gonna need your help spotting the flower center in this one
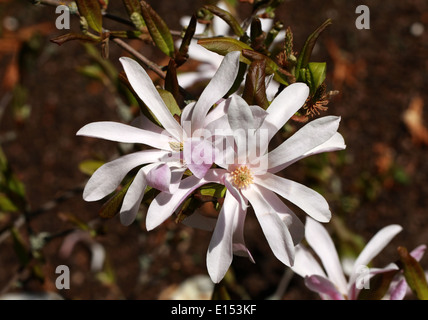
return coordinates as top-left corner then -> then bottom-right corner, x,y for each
230,165 -> 254,189
169,141 -> 184,152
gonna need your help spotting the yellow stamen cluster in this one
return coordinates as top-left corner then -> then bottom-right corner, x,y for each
230,165 -> 254,189
169,141 -> 184,152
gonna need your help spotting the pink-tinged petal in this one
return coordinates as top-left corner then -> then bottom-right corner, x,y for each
83,150 -> 169,202
223,175 -> 247,209
207,191 -> 238,283
292,245 -> 327,278
168,166 -> 187,194
352,225 -> 403,278
119,57 -> 183,141
183,138 -> 214,179
389,278 -> 408,300
253,184 -> 304,246
410,244 -> 426,261
227,96 -> 264,163
145,169 -> 226,231
77,121 -> 173,151
254,172 -> 331,223
191,51 -> 241,132
348,263 -> 399,300
146,163 -> 171,192
180,101 -> 196,130
242,185 -> 295,267
265,116 -> 342,173
249,105 -> 268,130
119,163 -> 157,226
232,197 -> 255,263
228,95 -> 258,132
259,82 -> 309,142
304,275 -> 345,300
304,217 -> 348,295
270,132 -> 346,174
203,99 -> 228,127
349,224 -> 402,289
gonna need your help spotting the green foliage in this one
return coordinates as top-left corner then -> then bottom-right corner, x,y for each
140,1 -> 175,58
398,246 -> 428,300
76,0 -> 103,34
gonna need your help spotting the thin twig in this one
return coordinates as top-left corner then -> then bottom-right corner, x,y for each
112,38 -> 166,79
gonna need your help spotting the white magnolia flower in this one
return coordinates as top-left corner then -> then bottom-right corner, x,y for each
77,51 -> 241,226
291,217 -> 405,300
145,82 -> 346,282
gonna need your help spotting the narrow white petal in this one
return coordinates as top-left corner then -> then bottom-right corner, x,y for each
350,224 -> 403,285
77,121 -> 172,151
254,172 -> 331,223
305,217 -> 348,295
259,82 -> 309,141
254,185 -> 305,245
83,150 -> 169,201
269,132 -> 346,173
292,245 -> 327,278
265,116 -> 342,173
145,169 -> 226,230
304,275 -> 345,300
191,51 -> 241,132
119,164 -> 157,226
207,191 -> 238,283
232,197 -> 254,263
119,57 -> 183,141
242,185 -> 295,266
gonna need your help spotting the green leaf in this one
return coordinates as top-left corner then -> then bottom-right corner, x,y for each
158,88 -> 181,117
78,159 -> 105,176
307,62 -> 326,93
76,0 -> 103,34
109,30 -> 143,39
242,49 -> 288,85
199,184 -> 226,198
242,59 -> 269,109
295,19 -> 332,75
99,178 -> 134,219
11,228 -> 30,267
50,32 -> 100,46
398,246 -> 428,300
203,5 -> 244,37
0,194 -> 18,212
197,37 -> 252,64
122,0 -> 141,15
357,270 -> 399,300
140,1 -> 175,58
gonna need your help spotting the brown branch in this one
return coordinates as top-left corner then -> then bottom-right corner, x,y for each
112,38 -> 166,79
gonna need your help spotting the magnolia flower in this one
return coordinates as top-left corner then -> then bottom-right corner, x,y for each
291,217 -> 406,300
77,51 -> 241,226
145,83 -> 346,282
